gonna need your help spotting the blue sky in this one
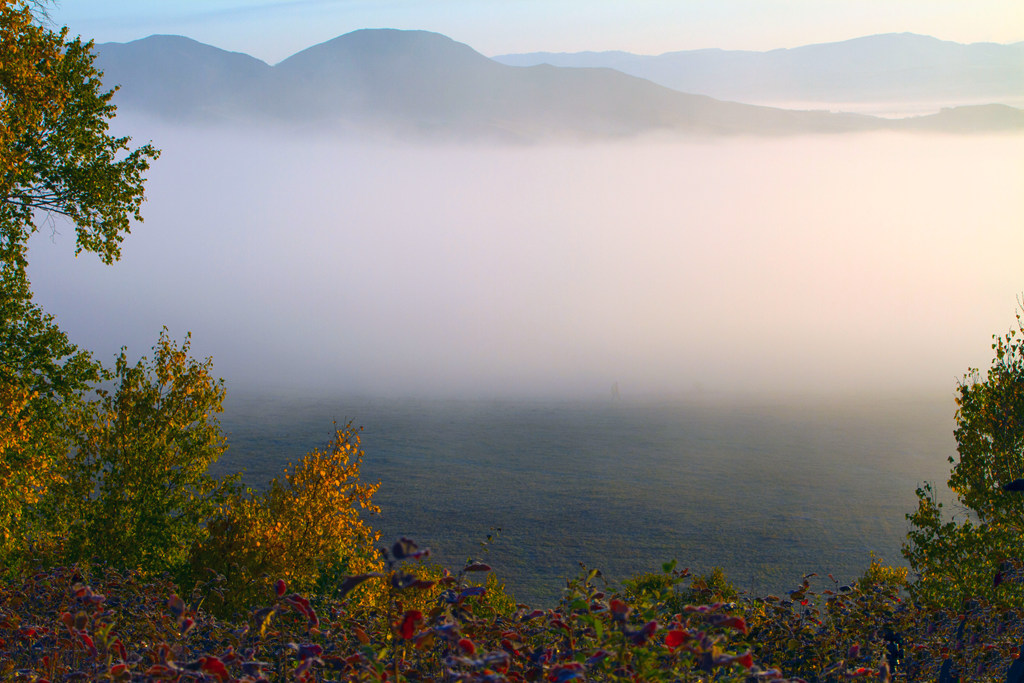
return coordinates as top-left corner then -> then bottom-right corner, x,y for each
51,0 -> 1024,64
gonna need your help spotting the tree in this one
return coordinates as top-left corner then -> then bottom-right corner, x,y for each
1,0 -> 157,400
0,0 -> 158,559
1,0 -> 158,273
903,305 -> 1024,607
0,268 -> 99,561
41,331 -> 238,576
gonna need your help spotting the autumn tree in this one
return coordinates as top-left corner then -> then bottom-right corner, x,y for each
0,0 -> 157,561
1,1 -> 157,271
904,305 -> 1024,607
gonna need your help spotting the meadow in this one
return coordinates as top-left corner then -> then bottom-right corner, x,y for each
213,392 -> 958,606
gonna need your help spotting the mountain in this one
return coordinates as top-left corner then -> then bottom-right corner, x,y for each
270,30 -> 896,138
93,30 -> 1024,140
895,103 -> 1024,132
94,35 -> 273,122
494,33 -> 1024,111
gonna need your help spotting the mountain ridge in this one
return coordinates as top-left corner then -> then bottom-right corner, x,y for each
93,29 -> 1024,140
493,32 -> 1024,111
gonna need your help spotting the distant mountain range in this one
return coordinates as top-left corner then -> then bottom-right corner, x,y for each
494,33 -> 1024,111
94,29 -> 1024,141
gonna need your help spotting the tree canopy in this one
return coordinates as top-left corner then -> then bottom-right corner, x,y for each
1,0 -> 158,406
1,0 -> 158,272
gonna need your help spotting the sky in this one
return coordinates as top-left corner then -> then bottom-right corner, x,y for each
51,0 -> 1024,65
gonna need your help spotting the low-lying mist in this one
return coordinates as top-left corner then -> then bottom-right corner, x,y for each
27,123 -> 1024,400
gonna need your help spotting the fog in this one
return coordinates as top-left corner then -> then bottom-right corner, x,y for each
26,124 -> 1024,400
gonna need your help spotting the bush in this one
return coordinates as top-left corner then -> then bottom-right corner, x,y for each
192,423 -> 384,616
28,330 -> 236,578
0,383 -> 40,556
904,306 -> 1024,609
622,561 -> 739,621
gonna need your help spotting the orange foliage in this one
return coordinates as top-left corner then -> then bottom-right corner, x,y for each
0,0 -> 68,185
193,423 -> 384,614
0,383 -> 48,546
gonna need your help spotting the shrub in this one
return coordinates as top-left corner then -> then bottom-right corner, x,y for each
29,331 -> 235,578
0,383 -> 42,557
904,306 -> 1024,609
686,565 -> 739,604
192,422 -> 384,616
856,553 -> 909,595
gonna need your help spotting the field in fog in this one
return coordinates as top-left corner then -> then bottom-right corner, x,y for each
28,126 -> 1023,400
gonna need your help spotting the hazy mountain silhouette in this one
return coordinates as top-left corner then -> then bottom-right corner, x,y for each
494,33 -> 1024,110
94,29 -> 1024,140
94,35 -> 273,122
895,103 -> 1024,132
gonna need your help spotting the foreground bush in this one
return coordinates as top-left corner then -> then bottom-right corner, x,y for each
904,307 -> 1024,610
39,331 -> 236,579
2,548 -> 1022,682
192,423 -> 385,616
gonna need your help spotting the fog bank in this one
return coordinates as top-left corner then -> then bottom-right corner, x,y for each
27,125 -> 1024,399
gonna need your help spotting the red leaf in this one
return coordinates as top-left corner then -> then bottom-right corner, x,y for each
274,579 -> 287,597
737,651 -> 754,669
717,616 -> 748,635
398,610 -> 424,640
167,594 -> 186,618
201,656 -> 230,682
458,637 -> 476,655
609,599 -> 631,621
285,593 -> 313,619
665,629 -> 690,650
78,633 -> 96,651
295,643 -> 323,660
